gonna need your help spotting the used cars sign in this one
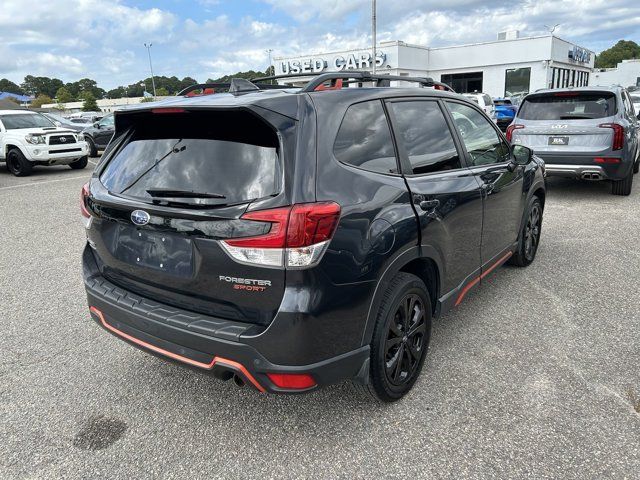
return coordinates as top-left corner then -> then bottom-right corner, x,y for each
278,51 -> 386,75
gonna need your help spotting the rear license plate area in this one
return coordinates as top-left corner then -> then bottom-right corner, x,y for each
114,225 -> 193,276
548,136 -> 569,146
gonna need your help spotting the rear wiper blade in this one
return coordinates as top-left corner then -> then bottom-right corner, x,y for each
146,188 -> 226,199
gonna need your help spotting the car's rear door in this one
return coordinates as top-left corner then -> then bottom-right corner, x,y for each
385,98 -> 484,296
444,100 -> 525,264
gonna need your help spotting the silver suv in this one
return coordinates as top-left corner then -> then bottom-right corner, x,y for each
507,86 -> 640,195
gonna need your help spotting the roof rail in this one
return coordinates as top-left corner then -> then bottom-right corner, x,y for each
177,72 -> 454,97
176,81 -> 289,96
253,72 -> 454,92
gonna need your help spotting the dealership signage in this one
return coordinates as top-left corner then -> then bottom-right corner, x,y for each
568,46 -> 591,64
278,51 -> 386,74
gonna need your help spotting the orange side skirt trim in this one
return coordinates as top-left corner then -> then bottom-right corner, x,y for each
455,251 -> 513,306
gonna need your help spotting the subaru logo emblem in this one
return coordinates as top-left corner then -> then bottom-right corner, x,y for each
131,210 -> 150,226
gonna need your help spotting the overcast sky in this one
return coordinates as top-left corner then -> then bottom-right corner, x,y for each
0,0 -> 638,89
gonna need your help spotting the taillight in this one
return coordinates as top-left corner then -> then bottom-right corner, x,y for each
80,182 -> 92,228
599,123 -> 624,150
506,124 -> 524,142
220,202 -> 341,268
594,157 -> 621,164
266,373 -> 316,390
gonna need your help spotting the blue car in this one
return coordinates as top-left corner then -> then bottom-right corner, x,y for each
494,98 -> 517,131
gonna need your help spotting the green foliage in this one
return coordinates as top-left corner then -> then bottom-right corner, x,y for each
0,78 -> 23,94
21,76 -> 63,98
206,68 -> 270,84
140,97 -> 155,103
156,87 -> 169,96
82,92 -> 100,112
595,40 -> 640,68
55,86 -> 75,103
31,94 -> 53,108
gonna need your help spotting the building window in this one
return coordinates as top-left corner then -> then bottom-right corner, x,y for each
441,72 -> 483,93
504,67 -> 531,97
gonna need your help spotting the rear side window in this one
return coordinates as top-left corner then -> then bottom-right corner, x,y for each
518,92 -> 617,120
390,100 -> 461,174
100,110 -> 282,205
483,95 -> 493,106
333,101 -> 397,174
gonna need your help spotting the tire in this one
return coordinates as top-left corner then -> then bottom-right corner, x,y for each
86,137 -> 98,157
359,272 -> 432,402
633,159 -> 639,175
5,148 -> 33,177
611,168 -> 633,196
69,156 -> 88,170
509,196 -> 542,267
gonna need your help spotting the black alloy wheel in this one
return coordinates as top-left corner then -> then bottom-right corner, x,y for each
358,272 -> 432,402
385,293 -> 427,387
523,203 -> 541,262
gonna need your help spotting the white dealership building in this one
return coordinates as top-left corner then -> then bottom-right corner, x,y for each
274,32 -> 595,98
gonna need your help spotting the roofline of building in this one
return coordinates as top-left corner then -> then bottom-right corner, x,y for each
273,34 -> 594,62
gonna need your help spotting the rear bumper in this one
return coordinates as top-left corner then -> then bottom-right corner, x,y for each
535,153 -> 632,180
83,247 -> 369,394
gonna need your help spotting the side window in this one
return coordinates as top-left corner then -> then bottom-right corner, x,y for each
333,101 -> 398,174
446,102 -> 510,167
389,100 -> 461,175
623,92 -> 634,117
100,115 -> 114,128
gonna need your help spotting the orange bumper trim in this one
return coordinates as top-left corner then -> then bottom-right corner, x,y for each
90,306 -> 266,392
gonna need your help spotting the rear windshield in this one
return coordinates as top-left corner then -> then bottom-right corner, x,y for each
0,113 -> 55,129
518,92 -> 617,120
100,110 -> 282,206
494,99 -> 512,105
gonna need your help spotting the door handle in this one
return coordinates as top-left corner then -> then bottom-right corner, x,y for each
419,199 -> 440,211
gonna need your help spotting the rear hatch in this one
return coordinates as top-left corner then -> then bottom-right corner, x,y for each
86,107 -> 295,326
513,91 -> 617,153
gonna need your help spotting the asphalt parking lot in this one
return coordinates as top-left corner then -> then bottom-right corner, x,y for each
1,161 -> 639,479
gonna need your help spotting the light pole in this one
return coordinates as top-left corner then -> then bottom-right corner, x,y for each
371,0 -> 377,74
266,49 -> 273,83
144,43 -> 157,97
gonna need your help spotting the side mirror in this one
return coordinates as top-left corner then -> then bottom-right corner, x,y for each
636,113 -> 640,121
93,122 -> 100,128
512,144 -> 533,165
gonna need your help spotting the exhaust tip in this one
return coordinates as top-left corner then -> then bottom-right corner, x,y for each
232,374 -> 245,388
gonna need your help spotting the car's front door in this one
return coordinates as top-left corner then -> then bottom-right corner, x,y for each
444,100 -> 525,265
94,115 -> 115,148
385,98 -> 484,298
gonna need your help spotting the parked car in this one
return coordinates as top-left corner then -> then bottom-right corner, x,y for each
630,92 -> 640,114
462,92 -> 497,124
0,110 -> 89,176
81,73 -> 545,401
42,112 -> 85,132
507,86 -> 640,195
81,113 -> 114,156
493,98 -> 517,131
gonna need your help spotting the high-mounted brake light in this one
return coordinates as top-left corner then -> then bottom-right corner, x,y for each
506,124 -> 524,142
266,373 -> 316,390
151,108 -> 187,114
220,202 -> 341,268
599,123 -> 624,150
553,92 -> 579,96
80,182 -> 92,228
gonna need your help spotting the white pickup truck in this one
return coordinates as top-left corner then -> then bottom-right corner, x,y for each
0,110 -> 89,176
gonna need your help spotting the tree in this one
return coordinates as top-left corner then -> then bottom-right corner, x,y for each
206,69 -> 268,84
0,78 -> 23,94
55,86 -> 75,103
21,76 -> 63,98
156,87 -> 169,96
140,97 -> 155,103
82,92 -> 99,112
595,40 -> 640,68
31,94 -> 53,108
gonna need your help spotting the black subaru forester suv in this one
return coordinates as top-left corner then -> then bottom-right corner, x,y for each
82,73 -> 546,401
